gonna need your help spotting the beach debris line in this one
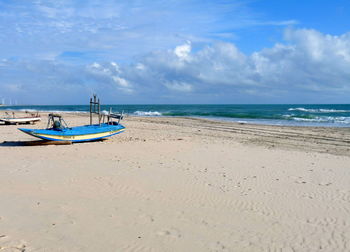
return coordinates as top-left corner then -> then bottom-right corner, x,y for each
18,95 -> 125,142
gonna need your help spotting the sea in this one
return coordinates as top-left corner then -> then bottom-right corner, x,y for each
1,104 -> 350,127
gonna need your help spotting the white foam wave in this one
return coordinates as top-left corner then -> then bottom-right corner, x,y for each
292,116 -> 350,124
133,111 -> 162,116
18,109 -> 38,113
288,107 -> 350,113
319,109 -> 350,113
34,110 -> 87,114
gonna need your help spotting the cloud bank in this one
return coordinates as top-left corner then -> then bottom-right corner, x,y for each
1,28 -> 350,104
86,28 -> 350,103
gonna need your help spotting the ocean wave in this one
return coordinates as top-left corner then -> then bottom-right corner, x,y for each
288,107 -> 350,113
292,116 -> 350,124
47,110 -> 89,114
283,114 -> 315,120
18,109 -> 38,113
133,111 -> 163,116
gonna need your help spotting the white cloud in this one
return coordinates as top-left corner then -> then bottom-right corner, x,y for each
111,28 -> 350,102
284,28 -> 350,62
257,20 -> 299,26
174,41 -> 191,61
135,63 -> 145,70
164,81 -> 193,92
91,62 -> 101,69
110,62 -> 121,73
112,76 -> 129,87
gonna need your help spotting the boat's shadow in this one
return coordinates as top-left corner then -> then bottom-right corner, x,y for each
0,139 -> 105,147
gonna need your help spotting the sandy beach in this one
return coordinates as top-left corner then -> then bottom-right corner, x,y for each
1,112 -> 350,251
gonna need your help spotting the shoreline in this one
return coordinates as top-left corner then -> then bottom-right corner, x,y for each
1,108 -> 350,128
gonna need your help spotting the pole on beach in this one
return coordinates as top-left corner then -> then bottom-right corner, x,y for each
98,98 -> 101,125
89,94 -> 103,125
90,97 -> 92,125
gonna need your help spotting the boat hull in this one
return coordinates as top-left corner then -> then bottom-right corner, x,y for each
19,123 -> 125,142
0,117 -> 41,125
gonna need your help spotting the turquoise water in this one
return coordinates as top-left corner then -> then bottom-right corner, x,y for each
1,104 -> 350,127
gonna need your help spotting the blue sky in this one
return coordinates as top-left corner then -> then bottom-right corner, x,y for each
0,0 -> 350,104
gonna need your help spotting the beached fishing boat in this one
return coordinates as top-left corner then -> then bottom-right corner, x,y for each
0,112 -> 41,125
1,117 -> 41,125
18,95 -> 125,142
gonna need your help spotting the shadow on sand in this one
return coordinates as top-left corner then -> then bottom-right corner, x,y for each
1,140 -> 73,146
1,139 -> 105,147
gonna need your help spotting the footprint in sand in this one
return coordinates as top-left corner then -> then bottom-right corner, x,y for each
295,178 -> 307,184
210,241 -> 229,251
0,241 -> 26,252
318,182 -> 332,186
157,228 -> 182,238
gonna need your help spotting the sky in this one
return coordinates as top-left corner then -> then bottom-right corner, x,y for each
0,0 -> 350,105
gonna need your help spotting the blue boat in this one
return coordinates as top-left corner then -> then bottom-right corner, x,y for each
18,95 -> 125,142
19,121 -> 125,142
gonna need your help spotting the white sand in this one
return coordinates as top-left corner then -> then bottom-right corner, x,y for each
0,113 -> 350,251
